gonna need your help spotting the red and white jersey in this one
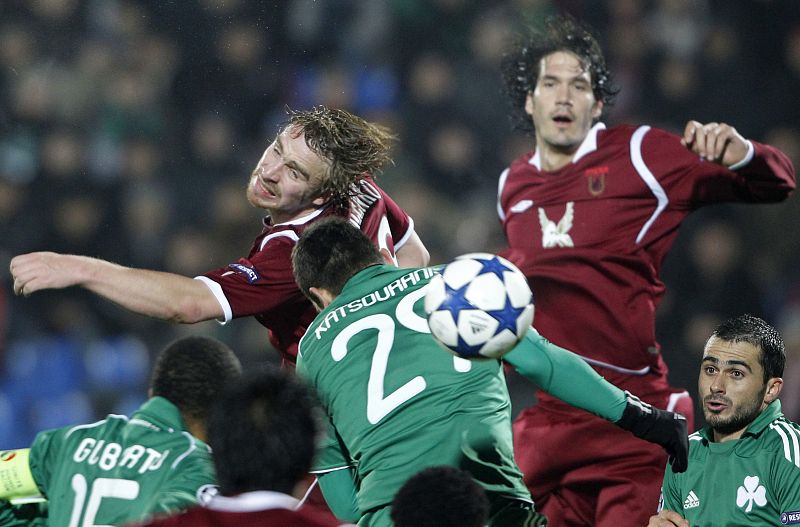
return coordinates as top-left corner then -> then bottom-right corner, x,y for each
498,123 -> 794,377
139,491 -> 354,527
197,177 -> 414,367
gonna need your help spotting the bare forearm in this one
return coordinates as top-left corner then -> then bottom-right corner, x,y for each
396,231 -> 430,267
10,252 -> 222,323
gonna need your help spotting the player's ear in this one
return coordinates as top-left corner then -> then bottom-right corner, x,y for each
764,377 -> 783,404
309,286 -> 336,309
379,248 -> 397,267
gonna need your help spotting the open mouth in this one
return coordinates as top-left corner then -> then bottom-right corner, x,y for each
704,399 -> 729,412
552,115 -> 573,127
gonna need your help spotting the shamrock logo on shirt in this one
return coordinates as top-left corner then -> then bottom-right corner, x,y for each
736,475 -> 767,512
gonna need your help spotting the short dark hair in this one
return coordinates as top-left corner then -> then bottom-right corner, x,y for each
292,217 -> 383,308
284,107 -> 396,211
391,466 -> 490,527
711,314 -> 785,382
149,336 -> 242,423
502,15 -> 617,133
207,366 -> 323,495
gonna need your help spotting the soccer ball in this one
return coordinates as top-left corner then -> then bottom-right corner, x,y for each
424,253 -> 534,359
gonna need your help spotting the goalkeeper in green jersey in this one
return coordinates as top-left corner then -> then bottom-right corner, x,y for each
291,218 -> 688,527
0,336 -> 242,527
649,314 -> 800,527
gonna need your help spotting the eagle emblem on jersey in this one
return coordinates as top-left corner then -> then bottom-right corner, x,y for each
538,202 -> 574,248
585,166 -> 607,196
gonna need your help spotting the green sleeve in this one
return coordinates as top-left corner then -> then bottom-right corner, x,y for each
503,328 -> 628,422
659,463 -> 684,514
147,445 -> 217,516
774,444 -> 800,511
317,468 -> 360,522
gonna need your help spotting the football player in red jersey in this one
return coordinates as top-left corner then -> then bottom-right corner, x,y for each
10,107 -> 428,523
10,107 -> 429,369
497,16 -> 795,527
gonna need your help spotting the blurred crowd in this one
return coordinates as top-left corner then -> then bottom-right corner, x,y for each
1,0 -> 799,446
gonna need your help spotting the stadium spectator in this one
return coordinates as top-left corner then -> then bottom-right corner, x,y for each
497,15 -> 795,526
292,218 -> 686,527
0,335 -> 242,525
648,314 -> 800,526
391,466 -> 490,527
138,366 -> 353,527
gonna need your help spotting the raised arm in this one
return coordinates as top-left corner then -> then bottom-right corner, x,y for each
504,328 -> 688,472
10,252 -> 222,323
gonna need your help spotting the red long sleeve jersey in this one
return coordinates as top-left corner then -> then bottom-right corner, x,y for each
497,123 -> 795,375
198,178 -> 414,367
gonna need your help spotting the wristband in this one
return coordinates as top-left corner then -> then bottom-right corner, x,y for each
0,449 -> 40,499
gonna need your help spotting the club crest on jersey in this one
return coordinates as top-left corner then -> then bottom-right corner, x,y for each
227,263 -> 260,283
737,475 -> 768,513
584,166 -> 607,196
538,202 -> 574,248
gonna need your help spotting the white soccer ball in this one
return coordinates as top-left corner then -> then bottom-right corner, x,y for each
424,253 -> 534,359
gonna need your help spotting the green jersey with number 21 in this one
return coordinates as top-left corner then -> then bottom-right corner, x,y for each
297,264 -> 531,514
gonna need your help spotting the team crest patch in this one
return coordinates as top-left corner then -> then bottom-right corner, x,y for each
782,511 -> 800,525
584,166 -> 607,196
227,263 -> 260,283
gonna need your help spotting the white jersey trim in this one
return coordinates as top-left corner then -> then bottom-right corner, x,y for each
770,420 -> 800,468
393,216 -> 415,252
194,276 -> 233,324
497,167 -> 510,222
667,390 -> 690,412
258,229 -> 300,252
208,490 -> 300,512
630,126 -> 669,244
727,140 -> 755,170
171,431 -> 199,469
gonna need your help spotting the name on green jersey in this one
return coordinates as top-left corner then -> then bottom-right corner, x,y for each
73,438 -> 169,474
313,267 -> 436,340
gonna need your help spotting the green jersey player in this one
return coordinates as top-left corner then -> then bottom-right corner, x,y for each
650,314 -> 800,527
291,218 -> 689,527
0,336 -> 242,526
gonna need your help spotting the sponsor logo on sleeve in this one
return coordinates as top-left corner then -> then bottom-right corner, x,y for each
782,511 -> 800,525
227,263 -> 260,283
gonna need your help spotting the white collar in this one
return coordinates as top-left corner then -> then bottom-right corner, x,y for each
266,207 -> 325,227
529,122 -> 606,170
207,491 -> 300,512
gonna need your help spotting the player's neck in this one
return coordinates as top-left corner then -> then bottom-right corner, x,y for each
536,144 -> 578,172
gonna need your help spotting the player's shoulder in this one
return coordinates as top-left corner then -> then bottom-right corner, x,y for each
758,416 -> 800,455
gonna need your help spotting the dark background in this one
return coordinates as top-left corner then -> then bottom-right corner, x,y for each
1,0 -> 799,446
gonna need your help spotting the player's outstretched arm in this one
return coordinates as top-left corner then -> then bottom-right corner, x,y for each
504,329 -> 688,472
10,252 -> 222,323
646,509 -> 689,527
395,231 -> 430,268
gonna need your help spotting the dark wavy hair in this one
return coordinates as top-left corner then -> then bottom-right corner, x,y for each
501,15 -> 617,134
284,106 -> 396,211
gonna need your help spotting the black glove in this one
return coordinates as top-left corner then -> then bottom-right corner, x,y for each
615,390 -> 689,473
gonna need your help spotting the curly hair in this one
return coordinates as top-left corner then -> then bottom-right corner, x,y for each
284,106 -> 396,211
501,15 -> 617,134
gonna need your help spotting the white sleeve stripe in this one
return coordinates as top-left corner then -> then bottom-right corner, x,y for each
310,465 -> 353,475
770,422 -> 800,467
194,276 -> 233,323
497,168 -> 510,222
259,230 -> 299,252
630,126 -> 669,244
777,421 -> 800,467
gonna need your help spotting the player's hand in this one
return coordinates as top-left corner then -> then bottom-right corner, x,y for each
681,120 -> 749,167
615,391 -> 689,473
10,252 -> 84,296
646,509 -> 689,527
